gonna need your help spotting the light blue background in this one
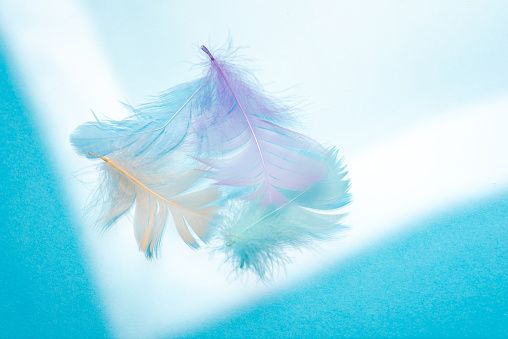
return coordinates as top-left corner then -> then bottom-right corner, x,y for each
1,1 -> 507,337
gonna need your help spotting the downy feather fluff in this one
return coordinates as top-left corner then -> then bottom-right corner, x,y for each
192,46 -> 328,208
213,147 -> 351,280
88,152 -> 220,257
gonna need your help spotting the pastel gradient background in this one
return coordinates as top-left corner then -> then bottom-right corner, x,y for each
0,1 -> 507,338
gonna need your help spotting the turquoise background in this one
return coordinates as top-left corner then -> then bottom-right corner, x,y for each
190,193 -> 508,337
0,46 -> 109,337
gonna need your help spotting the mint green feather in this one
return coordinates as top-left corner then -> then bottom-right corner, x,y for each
213,147 -> 351,280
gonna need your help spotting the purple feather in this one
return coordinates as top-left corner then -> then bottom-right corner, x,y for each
194,46 -> 328,208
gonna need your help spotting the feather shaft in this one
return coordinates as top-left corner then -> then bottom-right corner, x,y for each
88,152 -> 207,216
201,45 -> 271,192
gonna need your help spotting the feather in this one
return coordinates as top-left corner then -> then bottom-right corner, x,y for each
192,46 -> 328,208
213,147 -> 351,280
87,152 -> 220,258
70,79 -> 204,162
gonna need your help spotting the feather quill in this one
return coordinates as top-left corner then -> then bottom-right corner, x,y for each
192,46 -> 328,208
88,152 -> 220,257
213,147 -> 351,280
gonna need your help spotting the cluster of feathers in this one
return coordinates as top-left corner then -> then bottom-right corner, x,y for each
70,44 -> 351,280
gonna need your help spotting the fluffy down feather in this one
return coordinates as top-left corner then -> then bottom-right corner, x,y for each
213,147 -> 351,280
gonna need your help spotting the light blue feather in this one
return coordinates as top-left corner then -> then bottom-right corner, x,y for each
213,147 -> 351,280
70,79 -> 204,161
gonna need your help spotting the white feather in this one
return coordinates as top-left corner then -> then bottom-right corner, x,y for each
88,152 -> 220,258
